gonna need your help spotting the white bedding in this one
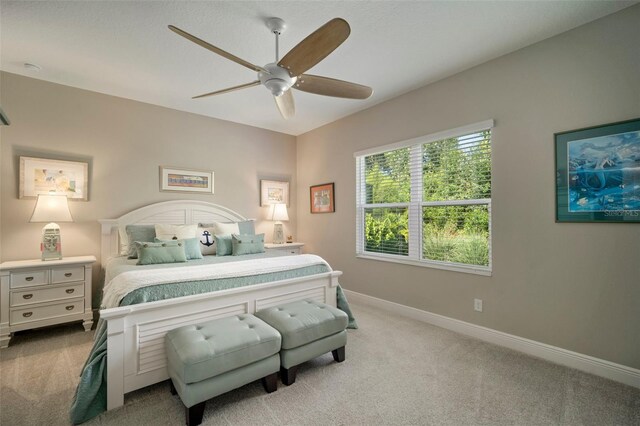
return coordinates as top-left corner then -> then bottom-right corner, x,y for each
100,254 -> 331,309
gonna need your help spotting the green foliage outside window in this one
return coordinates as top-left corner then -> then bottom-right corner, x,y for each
364,148 -> 410,255
363,131 -> 491,267
364,207 -> 409,255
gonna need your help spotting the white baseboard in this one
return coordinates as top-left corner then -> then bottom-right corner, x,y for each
344,289 -> 640,389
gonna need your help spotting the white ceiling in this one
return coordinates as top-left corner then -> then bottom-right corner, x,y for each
1,1 -> 636,136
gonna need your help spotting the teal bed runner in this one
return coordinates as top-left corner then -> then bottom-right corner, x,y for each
70,255 -> 357,424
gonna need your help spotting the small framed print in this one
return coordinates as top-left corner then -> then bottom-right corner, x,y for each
20,156 -> 89,200
260,180 -> 289,206
160,166 -> 214,194
310,182 -> 335,213
555,118 -> 640,223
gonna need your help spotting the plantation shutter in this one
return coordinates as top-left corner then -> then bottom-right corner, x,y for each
355,120 -> 493,274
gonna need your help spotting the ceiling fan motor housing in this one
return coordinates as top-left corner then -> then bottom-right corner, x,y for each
259,63 -> 297,96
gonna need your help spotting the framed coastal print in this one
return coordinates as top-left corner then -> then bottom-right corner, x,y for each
310,182 -> 335,213
20,156 -> 89,200
555,118 -> 640,223
160,166 -> 214,194
260,180 -> 289,206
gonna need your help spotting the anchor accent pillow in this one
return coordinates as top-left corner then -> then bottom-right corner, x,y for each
198,226 -> 217,255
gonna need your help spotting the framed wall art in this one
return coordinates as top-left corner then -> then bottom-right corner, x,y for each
20,156 -> 89,200
310,182 -> 335,213
160,166 -> 214,194
260,180 -> 289,206
555,118 -> 640,223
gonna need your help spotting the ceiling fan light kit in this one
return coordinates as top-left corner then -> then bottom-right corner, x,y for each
259,63 -> 296,97
169,17 -> 372,119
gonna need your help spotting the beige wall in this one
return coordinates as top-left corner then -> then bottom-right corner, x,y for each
0,73 -> 297,304
297,6 -> 640,368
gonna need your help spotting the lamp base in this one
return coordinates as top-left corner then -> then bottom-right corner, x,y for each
41,223 -> 62,261
272,222 -> 285,244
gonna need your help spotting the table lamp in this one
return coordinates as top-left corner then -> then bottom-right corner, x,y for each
270,203 -> 289,244
29,194 -> 73,260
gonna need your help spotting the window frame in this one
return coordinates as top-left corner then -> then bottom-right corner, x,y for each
355,120 -> 494,276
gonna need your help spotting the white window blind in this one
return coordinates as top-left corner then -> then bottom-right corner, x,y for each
355,120 -> 493,275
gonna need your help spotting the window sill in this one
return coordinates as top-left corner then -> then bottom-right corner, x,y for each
356,253 -> 492,276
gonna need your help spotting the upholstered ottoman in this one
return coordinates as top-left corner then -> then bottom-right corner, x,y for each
165,314 -> 281,426
255,300 -> 348,385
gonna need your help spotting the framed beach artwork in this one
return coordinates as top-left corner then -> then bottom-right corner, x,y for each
555,118 -> 640,223
310,182 -> 335,213
260,180 -> 289,206
20,156 -> 89,200
160,166 -> 214,194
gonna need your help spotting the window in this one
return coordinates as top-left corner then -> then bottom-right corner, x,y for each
355,120 -> 493,275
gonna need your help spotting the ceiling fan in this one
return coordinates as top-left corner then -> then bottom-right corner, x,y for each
168,17 -> 373,119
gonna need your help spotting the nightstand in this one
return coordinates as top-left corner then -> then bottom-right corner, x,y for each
264,242 -> 304,255
0,255 -> 96,348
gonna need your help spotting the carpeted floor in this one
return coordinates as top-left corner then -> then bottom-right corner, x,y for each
1,301 -> 639,425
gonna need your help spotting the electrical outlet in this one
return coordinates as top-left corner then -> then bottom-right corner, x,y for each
474,299 -> 483,312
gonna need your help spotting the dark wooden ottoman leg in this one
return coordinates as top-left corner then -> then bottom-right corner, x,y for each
169,380 -> 177,395
280,365 -> 299,386
332,346 -> 346,363
186,401 -> 206,426
262,372 -> 278,393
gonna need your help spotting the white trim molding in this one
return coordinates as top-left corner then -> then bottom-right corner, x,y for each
353,119 -> 494,158
344,289 -> 640,389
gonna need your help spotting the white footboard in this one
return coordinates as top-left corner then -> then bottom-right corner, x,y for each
100,271 -> 341,410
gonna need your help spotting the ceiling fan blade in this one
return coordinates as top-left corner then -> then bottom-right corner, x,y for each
192,81 -> 260,99
294,74 -> 373,99
274,90 -> 295,119
278,18 -> 350,76
169,25 -> 266,73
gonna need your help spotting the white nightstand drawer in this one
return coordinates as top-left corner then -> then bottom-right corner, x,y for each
10,270 -> 48,288
1,256 -> 96,348
51,267 -> 84,284
264,242 -> 304,255
10,298 -> 84,325
10,283 -> 84,307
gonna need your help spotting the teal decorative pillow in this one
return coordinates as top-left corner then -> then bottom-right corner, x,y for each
199,220 -> 255,235
154,237 -> 203,260
214,234 -> 234,256
135,241 -> 187,265
125,225 -> 156,259
232,233 -> 265,256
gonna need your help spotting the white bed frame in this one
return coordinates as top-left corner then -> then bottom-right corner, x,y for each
98,200 -> 341,410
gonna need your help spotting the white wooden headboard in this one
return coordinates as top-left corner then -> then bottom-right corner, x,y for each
98,200 -> 247,266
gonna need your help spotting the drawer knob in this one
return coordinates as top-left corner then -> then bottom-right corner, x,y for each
23,312 -> 33,318
65,289 -> 75,294
22,294 -> 33,299
25,277 -> 34,282
65,305 -> 74,311
64,273 -> 73,277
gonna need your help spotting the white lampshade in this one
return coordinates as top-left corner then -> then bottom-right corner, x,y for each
29,194 -> 73,223
270,203 -> 289,222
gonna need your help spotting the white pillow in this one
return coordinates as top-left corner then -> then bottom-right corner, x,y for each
118,227 -> 128,256
213,221 -> 240,236
198,227 -> 217,255
155,224 -> 198,241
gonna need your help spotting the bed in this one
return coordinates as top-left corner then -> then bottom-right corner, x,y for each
71,200 -> 354,423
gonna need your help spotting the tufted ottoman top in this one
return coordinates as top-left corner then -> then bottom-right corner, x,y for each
255,300 -> 348,350
165,314 -> 281,384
